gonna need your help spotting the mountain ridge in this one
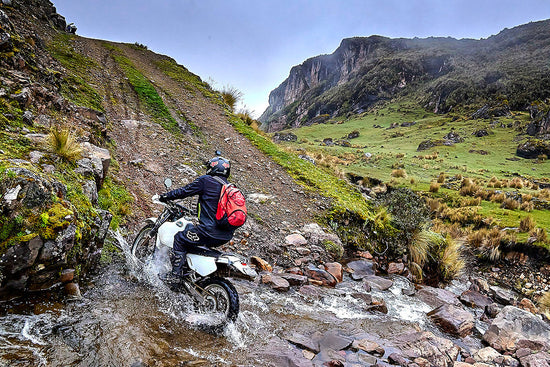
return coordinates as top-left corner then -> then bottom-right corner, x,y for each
260,19 -> 550,131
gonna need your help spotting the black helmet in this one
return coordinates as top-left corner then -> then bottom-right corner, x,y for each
206,155 -> 231,177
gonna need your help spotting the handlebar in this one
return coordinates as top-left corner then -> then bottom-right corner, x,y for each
151,195 -> 195,216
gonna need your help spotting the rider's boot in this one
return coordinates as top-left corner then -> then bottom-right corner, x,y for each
161,250 -> 190,284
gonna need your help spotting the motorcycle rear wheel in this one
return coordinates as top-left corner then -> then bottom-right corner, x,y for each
196,277 -> 239,328
131,223 -> 156,263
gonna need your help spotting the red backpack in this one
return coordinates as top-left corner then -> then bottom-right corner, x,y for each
213,177 -> 247,229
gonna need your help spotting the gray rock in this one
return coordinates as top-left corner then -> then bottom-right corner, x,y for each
251,336 -> 313,367
279,273 -> 308,286
319,330 -> 353,351
0,236 -> 42,274
80,142 -> 111,185
286,332 -> 320,353
22,110 -> 34,125
483,306 -> 550,353
490,286 -> 516,305
363,275 -> 393,291
82,180 -> 98,204
347,259 -> 375,280
75,158 -> 95,177
519,351 -> 550,367
29,150 -> 45,164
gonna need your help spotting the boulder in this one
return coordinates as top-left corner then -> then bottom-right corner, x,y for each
416,286 -> 461,308
346,260 -> 375,280
301,223 -> 342,250
82,180 -> 98,205
363,275 -> 393,291
473,347 -> 502,364
80,142 -> 111,186
279,273 -> 308,286
324,262 -> 343,282
489,286 -> 516,305
482,306 -> 550,353
305,264 -> 337,287
392,331 -> 460,367
427,304 -> 474,337
443,131 -> 464,144
516,139 -> 550,159
519,351 -> 550,367
417,140 -> 437,151
250,256 -> 272,272
459,290 -> 494,309
285,233 -> 308,246
261,273 -> 290,292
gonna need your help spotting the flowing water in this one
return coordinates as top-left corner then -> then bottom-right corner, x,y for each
0,234 -> 479,366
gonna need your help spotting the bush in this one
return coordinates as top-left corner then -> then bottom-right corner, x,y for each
429,182 -> 440,193
47,127 -> 82,162
391,168 -> 406,178
519,215 -> 536,232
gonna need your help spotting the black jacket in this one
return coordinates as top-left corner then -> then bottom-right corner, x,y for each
163,175 -> 234,240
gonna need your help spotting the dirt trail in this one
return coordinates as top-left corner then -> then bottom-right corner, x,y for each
69,36 -> 325,260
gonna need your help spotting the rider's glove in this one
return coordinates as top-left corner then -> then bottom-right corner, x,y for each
158,194 -> 169,203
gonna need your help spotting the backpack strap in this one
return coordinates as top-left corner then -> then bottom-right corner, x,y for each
212,176 -> 228,186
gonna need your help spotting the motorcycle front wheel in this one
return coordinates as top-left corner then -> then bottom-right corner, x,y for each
131,223 -> 156,263
196,277 -> 239,328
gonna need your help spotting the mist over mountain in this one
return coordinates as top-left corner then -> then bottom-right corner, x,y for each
260,19 -> 550,131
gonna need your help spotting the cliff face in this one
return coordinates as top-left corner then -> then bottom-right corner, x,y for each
260,20 -> 550,131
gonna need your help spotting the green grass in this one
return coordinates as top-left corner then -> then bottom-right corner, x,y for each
273,99 -> 550,247
98,177 -> 134,230
154,58 -> 217,99
104,43 -> 180,134
47,33 -> 104,111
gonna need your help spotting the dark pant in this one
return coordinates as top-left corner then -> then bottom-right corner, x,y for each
173,223 -> 228,253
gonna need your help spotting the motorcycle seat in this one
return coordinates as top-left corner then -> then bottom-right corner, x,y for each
188,246 -> 222,258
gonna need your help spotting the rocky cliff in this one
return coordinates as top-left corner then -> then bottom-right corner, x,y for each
260,19 -> 550,131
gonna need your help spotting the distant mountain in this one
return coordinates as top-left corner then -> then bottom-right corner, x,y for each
260,19 -> 550,131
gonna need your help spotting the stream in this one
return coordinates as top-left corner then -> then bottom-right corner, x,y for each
0,234 -> 483,366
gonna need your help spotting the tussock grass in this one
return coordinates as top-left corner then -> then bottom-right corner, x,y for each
538,292 -> 550,318
391,168 -> 407,178
429,182 -> 440,193
519,215 -> 536,232
47,128 -> 82,162
220,86 -> 242,112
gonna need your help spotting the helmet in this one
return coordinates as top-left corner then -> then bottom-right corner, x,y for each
206,156 -> 231,177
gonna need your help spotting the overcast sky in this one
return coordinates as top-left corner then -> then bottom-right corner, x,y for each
52,0 -> 550,118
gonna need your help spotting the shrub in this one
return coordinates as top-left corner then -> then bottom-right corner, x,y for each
47,127 -> 82,162
501,198 -> 520,210
519,215 -> 536,232
220,85 -> 243,112
391,168 -> 406,178
429,182 -> 440,193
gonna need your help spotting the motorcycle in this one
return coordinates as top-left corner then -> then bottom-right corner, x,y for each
131,178 -> 257,330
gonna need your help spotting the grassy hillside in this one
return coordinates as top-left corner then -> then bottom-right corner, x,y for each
271,99 -> 550,258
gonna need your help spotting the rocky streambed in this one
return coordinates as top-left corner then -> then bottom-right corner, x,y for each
1,235 -> 550,367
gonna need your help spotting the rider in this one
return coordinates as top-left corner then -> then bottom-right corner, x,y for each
158,153 -> 235,281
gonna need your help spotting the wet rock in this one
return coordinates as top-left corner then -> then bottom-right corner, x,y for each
286,332 -> 320,353
363,275 -> 393,291
483,306 -> 550,353
285,233 -> 308,246
279,272 -> 308,286
0,235 -> 42,274
351,292 -> 373,306
60,269 -> 75,283
351,339 -> 384,356
306,264 -> 337,287
392,331 -> 460,367
459,289 -> 494,309
387,262 -> 405,274
415,285 -> 461,308
518,298 -> 539,315
324,262 -> 343,282
64,282 -> 81,298
319,330 -> 353,351
299,285 -> 322,299
250,256 -> 272,272
427,304 -> 474,337
346,260 -> 375,280
368,298 -> 388,314
489,286 -> 516,305
252,337 -> 313,367
261,273 -> 290,292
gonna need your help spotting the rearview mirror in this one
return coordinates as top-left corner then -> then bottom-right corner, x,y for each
164,178 -> 172,189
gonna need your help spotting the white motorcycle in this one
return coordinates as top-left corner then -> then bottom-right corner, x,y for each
131,178 -> 257,330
